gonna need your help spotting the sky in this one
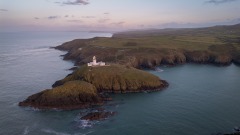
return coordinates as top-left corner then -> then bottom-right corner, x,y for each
0,0 -> 240,32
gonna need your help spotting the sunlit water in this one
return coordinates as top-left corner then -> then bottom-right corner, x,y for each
0,32 -> 240,135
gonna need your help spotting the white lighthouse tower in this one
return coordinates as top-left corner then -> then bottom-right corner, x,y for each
93,56 -> 97,65
88,56 -> 106,67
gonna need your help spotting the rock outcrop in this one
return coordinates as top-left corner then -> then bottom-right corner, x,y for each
81,111 -> 116,121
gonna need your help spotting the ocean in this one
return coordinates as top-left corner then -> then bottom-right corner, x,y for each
0,31 -> 240,135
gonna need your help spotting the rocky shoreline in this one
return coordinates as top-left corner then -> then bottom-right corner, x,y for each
54,39 -> 240,69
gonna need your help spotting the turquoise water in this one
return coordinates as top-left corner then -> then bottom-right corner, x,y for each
0,32 -> 240,135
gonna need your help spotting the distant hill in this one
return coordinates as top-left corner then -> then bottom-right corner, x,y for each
113,23 -> 240,38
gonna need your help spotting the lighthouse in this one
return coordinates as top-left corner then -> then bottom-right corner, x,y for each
88,56 -> 106,67
93,56 -> 97,65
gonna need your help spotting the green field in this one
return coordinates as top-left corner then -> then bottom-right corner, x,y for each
57,23 -> 240,67
74,26 -> 239,57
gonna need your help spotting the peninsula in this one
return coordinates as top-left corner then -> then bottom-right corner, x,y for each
19,61 -> 168,110
55,23 -> 240,69
19,23 -> 240,110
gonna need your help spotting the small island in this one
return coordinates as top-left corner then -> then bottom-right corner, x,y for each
19,57 -> 168,110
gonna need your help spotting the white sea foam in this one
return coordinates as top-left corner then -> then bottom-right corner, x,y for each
155,67 -> 164,72
23,126 -> 29,135
78,120 -> 93,129
24,106 -> 41,112
73,111 -> 96,129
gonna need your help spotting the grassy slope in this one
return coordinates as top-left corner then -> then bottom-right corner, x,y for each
20,65 -> 167,109
54,64 -> 166,92
44,81 -> 98,100
19,81 -> 101,108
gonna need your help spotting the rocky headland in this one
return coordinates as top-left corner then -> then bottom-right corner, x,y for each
19,64 -> 168,110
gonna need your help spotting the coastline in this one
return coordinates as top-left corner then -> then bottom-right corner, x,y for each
19,23 -> 240,110
54,24 -> 240,69
54,39 -> 240,69
6,30 -> 238,134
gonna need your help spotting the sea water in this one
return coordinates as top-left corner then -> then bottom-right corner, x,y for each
0,32 -> 240,135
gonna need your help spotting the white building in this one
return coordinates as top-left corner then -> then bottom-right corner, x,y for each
88,56 -> 106,67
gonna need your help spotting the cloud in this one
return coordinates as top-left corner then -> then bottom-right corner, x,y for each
104,12 -> 109,15
98,18 -> 110,23
62,0 -> 89,5
48,16 -> 59,20
0,9 -> 8,12
67,20 -> 83,23
111,22 -> 125,25
205,0 -> 239,4
34,17 -> 40,20
64,15 -> 75,18
82,16 -> 95,19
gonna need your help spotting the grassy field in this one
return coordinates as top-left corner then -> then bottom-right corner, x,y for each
57,23 -> 240,67
54,64 -> 166,92
84,24 -> 240,52
88,36 -> 214,50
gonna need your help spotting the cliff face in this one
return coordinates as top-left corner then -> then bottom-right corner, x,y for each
56,40 -> 237,69
184,51 -> 233,65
